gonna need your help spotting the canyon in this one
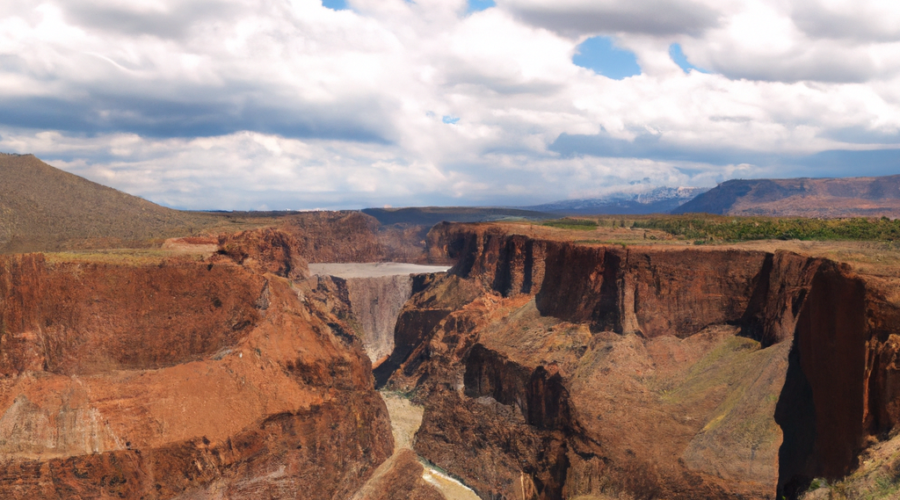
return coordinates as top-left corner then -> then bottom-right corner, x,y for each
308,263 -> 450,365
1,212 -> 899,498
371,223 -> 900,499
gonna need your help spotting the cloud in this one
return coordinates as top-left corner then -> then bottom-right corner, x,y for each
0,0 -> 899,209
58,0 -> 241,40
790,0 -> 900,43
500,0 -> 720,37
500,0 -> 900,83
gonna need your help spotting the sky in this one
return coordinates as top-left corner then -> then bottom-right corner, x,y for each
1,0 -> 899,210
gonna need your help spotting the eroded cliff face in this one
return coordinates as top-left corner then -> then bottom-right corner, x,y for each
281,211 -> 430,264
306,264 -> 453,366
342,275 -> 414,364
380,223 -> 900,499
0,228 -> 393,499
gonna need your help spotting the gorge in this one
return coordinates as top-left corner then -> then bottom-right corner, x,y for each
0,218 -> 898,499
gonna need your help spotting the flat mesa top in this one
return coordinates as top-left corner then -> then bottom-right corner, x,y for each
308,262 -> 451,278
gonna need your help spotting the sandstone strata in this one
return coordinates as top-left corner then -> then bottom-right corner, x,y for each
380,222 -> 900,499
0,228 -> 393,499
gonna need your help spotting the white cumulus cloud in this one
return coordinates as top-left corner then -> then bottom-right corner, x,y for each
0,0 -> 898,209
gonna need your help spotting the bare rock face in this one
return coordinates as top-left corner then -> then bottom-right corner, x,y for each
214,227 -> 309,280
282,211 -> 385,263
0,229 -> 393,499
280,211 -> 430,264
378,223 -> 900,500
343,275 -> 414,364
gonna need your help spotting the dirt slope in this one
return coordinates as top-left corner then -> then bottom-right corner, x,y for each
0,154 -> 219,252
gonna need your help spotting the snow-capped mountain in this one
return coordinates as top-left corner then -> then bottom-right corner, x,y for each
527,187 -> 710,215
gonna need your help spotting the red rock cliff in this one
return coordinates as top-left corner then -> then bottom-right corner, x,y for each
0,229 -> 393,499
384,223 -> 900,499
282,211 -> 429,263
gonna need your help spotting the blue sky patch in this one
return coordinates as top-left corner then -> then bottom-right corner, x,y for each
442,115 -> 460,124
669,43 -> 709,74
573,37 -> 641,80
322,0 -> 348,11
467,0 -> 495,14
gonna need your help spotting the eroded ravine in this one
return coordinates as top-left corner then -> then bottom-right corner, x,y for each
4,222 -> 899,499
351,392 -> 481,500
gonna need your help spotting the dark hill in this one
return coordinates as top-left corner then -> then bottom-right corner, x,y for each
0,154 -> 215,252
361,206 -> 553,226
673,175 -> 900,218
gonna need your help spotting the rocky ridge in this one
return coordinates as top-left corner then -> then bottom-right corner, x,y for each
281,211 -> 430,264
674,175 -> 900,218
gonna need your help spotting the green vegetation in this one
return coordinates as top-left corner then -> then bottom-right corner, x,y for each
801,444 -> 900,499
380,388 -> 418,401
808,478 -> 829,491
542,218 -> 600,231
632,215 -> 900,242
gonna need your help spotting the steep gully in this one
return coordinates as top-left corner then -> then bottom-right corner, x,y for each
308,263 -> 450,366
366,223 -> 900,499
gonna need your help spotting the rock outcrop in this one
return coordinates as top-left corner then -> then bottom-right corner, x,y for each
378,223 -> 900,499
281,211 -> 430,264
0,229 -> 393,499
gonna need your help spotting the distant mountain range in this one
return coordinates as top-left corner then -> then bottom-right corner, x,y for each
673,176 -> 900,218
361,206 -> 554,226
5,153 -> 900,256
528,187 -> 710,215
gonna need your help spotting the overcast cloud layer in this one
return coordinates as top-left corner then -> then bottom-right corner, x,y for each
1,0 -> 899,209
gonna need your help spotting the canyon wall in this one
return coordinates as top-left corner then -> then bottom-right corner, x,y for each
281,211 -> 429,263
0,228 -> 394,499
381,223 -> 900,499
342,275 -> 414,364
